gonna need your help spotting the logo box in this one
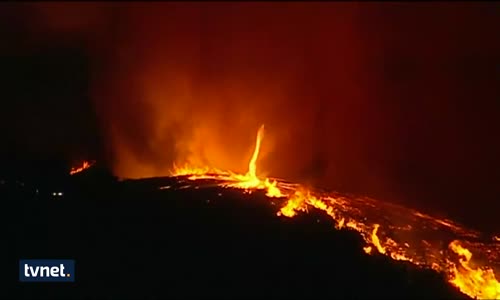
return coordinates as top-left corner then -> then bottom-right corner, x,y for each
19,259 -> 75,282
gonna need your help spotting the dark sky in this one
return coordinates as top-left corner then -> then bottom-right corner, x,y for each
1,3 -> 499,232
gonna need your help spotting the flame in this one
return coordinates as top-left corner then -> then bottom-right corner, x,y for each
263,178 -> 284,197
70,160 -> 95,175
277,190 -> 308,217
346,220 -> 361,231
370,224 -> 386,254
247,124 -> 264,182
168,124 -> 500,299
172,125 -> 283,198
448,241 -> 500,299
336,218 -> 345,229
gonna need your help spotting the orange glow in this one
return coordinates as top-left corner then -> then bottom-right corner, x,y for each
448,241 -> 500,299
277,190 -> 308,217
69,160 -> 95,175
370,224 -> 386,254
172,125 -> 284,198
167,124 -> 500,299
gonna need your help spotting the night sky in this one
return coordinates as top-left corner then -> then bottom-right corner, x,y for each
1,3 -> 499,232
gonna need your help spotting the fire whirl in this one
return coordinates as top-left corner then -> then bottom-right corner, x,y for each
170,124 -> 500,299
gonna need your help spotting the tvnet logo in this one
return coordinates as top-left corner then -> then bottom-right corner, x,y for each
19,259 -> 75,282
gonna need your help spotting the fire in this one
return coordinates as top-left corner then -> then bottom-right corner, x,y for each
370,224 -> 386,254
247,124 -> 264,183
263,178 -> 284,197
346,220 -> 361,231
277,189 -> 337,220
69,160 -> 95,175
448,241 -> 500,299
277,190 -> 308,217
336,218 -> 345,229
172,125 -> 284,198
168,124 -> 500,299
172,164 -> 220,176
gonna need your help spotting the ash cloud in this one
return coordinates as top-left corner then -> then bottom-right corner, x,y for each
7,3 -> 500,230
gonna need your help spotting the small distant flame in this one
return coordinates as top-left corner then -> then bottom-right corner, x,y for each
70,160 -> 95,175
336,218 -> 345,229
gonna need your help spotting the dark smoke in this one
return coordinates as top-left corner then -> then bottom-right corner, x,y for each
4,3 -> 500,231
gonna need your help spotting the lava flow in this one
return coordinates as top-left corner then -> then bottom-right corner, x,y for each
70,160 -> 95,175
170,124 -> 500,299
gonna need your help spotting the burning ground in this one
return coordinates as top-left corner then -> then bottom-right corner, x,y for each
2,164 -> 471,299
4,124 -> 499,299
166,125 -> 500,299
7,126 -> 492,299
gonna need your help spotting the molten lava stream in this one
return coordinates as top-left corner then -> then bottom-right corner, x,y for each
170,124 -> 500,299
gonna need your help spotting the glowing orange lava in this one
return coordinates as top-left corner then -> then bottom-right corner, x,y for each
170,124 -> 500,299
